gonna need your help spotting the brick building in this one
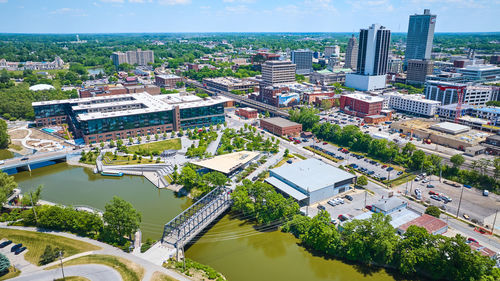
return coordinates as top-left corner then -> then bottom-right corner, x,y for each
260,117 -> 302,137
235,107 -> 258,119
155,74 -> 183,88
339,93 -> 384,117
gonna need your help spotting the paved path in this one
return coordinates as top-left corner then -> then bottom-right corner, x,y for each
11,264 -> 122,281
0,225 -> 191,281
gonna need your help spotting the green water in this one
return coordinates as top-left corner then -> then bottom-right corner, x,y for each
14,163 -> 403,281
14,163 -> 191,239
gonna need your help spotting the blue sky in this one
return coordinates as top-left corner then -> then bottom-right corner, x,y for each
0,0 -> 498,33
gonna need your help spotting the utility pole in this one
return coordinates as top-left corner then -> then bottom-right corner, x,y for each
456,186 -> 465,218
364,191 -> 367,208
491,209 -> 498,236
59,251 -> 65,279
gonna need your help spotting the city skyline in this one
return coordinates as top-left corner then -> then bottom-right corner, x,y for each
0,0 -> 498,33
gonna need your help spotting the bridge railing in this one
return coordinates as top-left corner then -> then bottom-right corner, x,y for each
161,186 -> 231,244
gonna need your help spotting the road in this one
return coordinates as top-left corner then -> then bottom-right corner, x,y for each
11,264 -> 122,281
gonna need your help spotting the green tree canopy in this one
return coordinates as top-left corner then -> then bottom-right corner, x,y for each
103,196 -> 141,240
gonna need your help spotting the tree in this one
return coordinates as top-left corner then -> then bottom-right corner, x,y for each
0,120 -> 9,149
109,140 -> 115,148
100,141 -> 104,148
146,135 -> 151,142
357,175 -> 368,186
103,197 -> 141,240
450,154 -> 465,169
39,245 -> 63,265
284,148 -> 289,157
155,134 -> 159,141
0,172 -> 17,205
425,206 -> 441,218
0,253 -> 10,273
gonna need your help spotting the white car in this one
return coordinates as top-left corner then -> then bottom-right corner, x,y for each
327,200 -> 337,207
0,160 -> 4,165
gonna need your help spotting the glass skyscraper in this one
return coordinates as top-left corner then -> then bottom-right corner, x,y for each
406,9 -> 437,61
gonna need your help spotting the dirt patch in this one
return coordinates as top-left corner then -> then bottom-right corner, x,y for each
10,140 -> 31,155
8,129 -> 29,139
30,129 -> 64,142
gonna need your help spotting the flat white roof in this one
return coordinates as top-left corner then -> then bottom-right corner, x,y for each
343,93 -> 384,103
270,158 -> 355,193
192,151 -> 260,174
431,122 -> 470,134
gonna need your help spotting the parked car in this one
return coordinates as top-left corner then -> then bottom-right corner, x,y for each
327,200 -> 337,207
426,184 -> 435,188
467,237 -> 478,244
365,205 -> 372,210
483,190 -> 489,196
338,214 -> 349,222
20,157 -> 29,161
252,176 -> 258,181
322,142 -> 328,145
11,243 -> 22,252
330,219 -> 337,225
317,205 -> 326,211
0,240 -> 12,248
464,184 -> 472,189
381,165 -> 388,169
0,160 -> 4,165
397,171 -> 403,176
344,195 -> 353,201
14,247 -> 26,255
337,198 -> 344,204
386,167 -> 394,172
430,195 -> 442,201
429,190 -> 438,196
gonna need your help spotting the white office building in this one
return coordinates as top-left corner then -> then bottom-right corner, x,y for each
346,24 -> 391,91
425,81 -> 493,106
383,92 -> 441,117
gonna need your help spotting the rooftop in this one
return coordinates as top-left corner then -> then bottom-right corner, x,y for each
192,151 -> 260,174
270,158 -> 355,193
261,117 -> 301,128
372,197 -> 407,213
430,122 -> 470,134
156,74 -> 181,79
203,77 -> 257,86
398,214 -> 447,234
343,93 -> 384,103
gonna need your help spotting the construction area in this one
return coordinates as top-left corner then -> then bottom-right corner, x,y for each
390,119 -> 492,150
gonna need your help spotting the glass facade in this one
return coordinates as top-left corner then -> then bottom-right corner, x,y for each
181,115 -> 225,128
80,111 -> 173,135
34,103 -> 70,119
180,104 -> 224,119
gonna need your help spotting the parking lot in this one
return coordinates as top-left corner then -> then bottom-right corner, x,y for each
396,175 -> 500,228
300,188 -> 381,224
309,142 -> 404,181
318,111 -> 363,128
0,239 -> 38,274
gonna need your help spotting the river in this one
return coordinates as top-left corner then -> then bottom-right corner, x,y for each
14,163 -> 406,281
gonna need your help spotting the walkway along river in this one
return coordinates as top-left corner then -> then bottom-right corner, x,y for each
15,163 -> 413,281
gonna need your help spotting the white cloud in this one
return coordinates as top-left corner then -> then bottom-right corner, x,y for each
158,0 -> 191,5
0,0 -> 8,3
225,4 -> 249,13
51,8 -> 87,16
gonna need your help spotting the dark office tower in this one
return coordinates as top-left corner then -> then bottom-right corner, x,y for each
344,34 -> 358,70
356,24 -> 391,76
406,9 -> 436,61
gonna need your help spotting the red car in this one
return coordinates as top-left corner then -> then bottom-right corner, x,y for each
428,190 -> 438,195
467,237 -> 478,243
294,140 -> 301,144
323,142 -> 328,145
338,214 -> 349,222
381,165 -> 388,169
365,205 -> 372,211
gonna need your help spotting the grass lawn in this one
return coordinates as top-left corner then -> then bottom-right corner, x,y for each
385,173 -> 416,187
0,266 -> 21,280
151,271 -> 179,281
293,153 -> 307,160
128,139 -> 181,155
47,255 -> 144,281
102,154 -> 162,166
272,155 -> 293,169
0,228 -> 101,265
8,144 -> 23,151
55,277 -> 90,281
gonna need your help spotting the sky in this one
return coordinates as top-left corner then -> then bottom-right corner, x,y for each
0,0 -> 499,33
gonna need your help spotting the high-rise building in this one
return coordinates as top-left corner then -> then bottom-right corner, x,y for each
344,35 -> 358,70
324,45 -> 340,58
111,49 -> 154,67
291,50 -> 313,75
406,9 -> 436,61
261,60 -> 296,86
388,58 -> 403,74
345,24 -> 391,91
407,59 -> 434,85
